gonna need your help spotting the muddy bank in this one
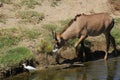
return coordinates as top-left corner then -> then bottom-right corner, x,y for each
4,55 -> 120,80
0,58 -> 38,79
1,40 -> 119,79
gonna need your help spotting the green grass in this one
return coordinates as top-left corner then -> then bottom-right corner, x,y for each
41,23 -> 59,42
112,27 -> 120,45
42,19 -> 71,33
0,27 -> 41,50
0,27 -> 41,70
21,0 -> 41,8
0,16 -> 119,71
111,18 -> 120,45
0,47 -> 33,70
59,18 -> 72,26
19,27 -> 41,40
0,19 -> 6,24
51,0 -> 61,7
16,11 -> 44,24
0,35 -> 19,48
0,28 -> 21,49
115,18 -> 120,25
42,23 -> 58,31
58,18 -> 72,32
0,0 -> 12,4
36,39 -> 53,54
0,13 -> 6,24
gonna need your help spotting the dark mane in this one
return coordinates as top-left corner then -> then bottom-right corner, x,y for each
74,14 -> 81,21
60,14 -> 81,34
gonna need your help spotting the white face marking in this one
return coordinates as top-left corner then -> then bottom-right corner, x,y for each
53,48 -> 58,53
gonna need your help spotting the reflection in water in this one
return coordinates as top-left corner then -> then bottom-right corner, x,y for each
106,58 -> 120,80
106,59 -> 117,80
4,57 -> 120,80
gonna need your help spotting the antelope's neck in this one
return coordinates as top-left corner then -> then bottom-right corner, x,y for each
61,21 -> 78,40
61,30 -> 76,40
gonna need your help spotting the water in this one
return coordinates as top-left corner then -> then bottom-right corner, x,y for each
4,57 -> 120,80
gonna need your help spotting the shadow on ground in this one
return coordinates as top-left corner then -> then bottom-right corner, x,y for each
61,46 -> 120,64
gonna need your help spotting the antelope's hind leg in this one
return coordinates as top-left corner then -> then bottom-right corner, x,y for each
110,34 -> 118,56
104,33 -> 111,60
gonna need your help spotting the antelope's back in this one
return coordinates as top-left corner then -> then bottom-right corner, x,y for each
78,13 -> 114,36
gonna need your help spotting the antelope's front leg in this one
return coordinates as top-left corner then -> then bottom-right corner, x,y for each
74,35 -> 87,57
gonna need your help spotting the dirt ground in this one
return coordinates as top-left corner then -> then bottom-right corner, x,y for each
0,0 -> 120,58
1,0 -> 120,78
0,0 -> 120,28
0,0 -> 120,63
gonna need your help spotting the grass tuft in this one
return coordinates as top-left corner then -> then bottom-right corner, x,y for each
115,18 -> 120,25
20,27 -> 41,40
0,0 -> 12,4
21,0 -> 41,8
111,18 -> 120,45
112,28 -> 120,45
36,39 -> 53,54
0,47 -> 33,69
51,0 -> 61,7
0,13 -> 7,24
0,27 -> 41,49
59,18 -> 72,26
42,23 -> 58,31
16,11 -> 44,24
0,28 -> 20,49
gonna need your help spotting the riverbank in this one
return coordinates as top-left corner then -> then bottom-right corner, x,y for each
0,0 -> 120,79
4,55 -> 120,80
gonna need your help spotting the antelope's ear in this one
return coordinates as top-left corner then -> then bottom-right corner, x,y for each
52,30 -> 57,40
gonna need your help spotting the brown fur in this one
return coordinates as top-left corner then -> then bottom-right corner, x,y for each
60,14 -> 81,34
53,13 -> 117,61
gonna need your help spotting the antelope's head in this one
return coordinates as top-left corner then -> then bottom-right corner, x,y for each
52,31 -> 64,53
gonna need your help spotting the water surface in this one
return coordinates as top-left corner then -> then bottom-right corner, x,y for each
5,57 -> 120,80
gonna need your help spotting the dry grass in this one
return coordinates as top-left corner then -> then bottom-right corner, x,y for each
0,13 -> 7,24
109,0 -> 120,11
20,0 -> 41,8
0,0 -> 120,74
15,11 -> 44,24
0,0 -> 12,4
